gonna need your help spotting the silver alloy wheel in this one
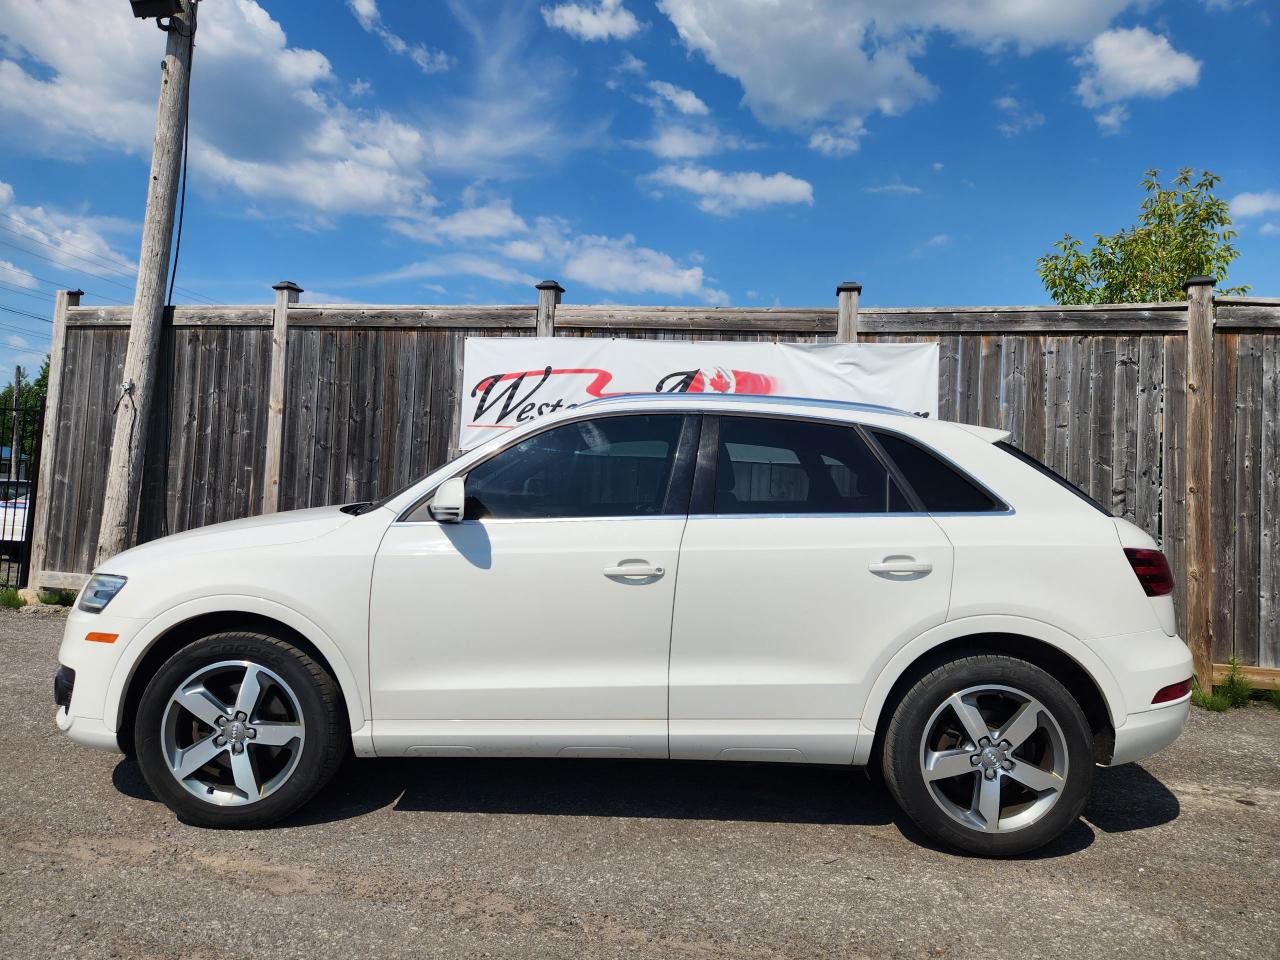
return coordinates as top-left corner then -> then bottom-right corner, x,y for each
160,660 -> 305,806
918,684 -> 1068,834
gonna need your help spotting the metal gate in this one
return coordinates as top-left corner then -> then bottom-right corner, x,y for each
0,398 -> 45,588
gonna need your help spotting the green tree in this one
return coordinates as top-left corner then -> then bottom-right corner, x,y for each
1037,169 -> 1249,305
0,357 -> 50,479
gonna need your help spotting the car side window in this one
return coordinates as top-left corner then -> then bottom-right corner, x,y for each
454,414 -> 686,520
713,416 -> 902,515
871,430 -> 1002,513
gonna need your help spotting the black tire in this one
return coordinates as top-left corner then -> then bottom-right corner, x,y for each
881,653 -> 1094,857
134,631 -> 347,828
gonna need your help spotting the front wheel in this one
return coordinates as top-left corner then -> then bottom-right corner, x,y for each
881,654 -> 1094,857
134,632 -> 347,828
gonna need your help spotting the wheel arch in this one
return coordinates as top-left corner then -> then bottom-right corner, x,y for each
107,597 -> 368,755
855,617 -> 1121,767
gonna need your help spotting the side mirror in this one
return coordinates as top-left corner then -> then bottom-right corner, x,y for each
428,477 -> 466,523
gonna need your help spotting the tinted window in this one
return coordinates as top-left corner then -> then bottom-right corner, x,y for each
714,416 -> 900,514
872,431 -> 1001,513
459,414 -> 684,520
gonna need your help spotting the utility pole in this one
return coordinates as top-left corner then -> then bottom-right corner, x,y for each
97,0 -> 196,565
9,366 -> 20,481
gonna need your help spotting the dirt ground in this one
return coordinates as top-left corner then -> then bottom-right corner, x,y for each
2,606 -> 1277,959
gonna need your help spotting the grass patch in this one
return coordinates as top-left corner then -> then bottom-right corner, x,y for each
38,588 -> 76,607
1270,689 -> 1280,712
1218,658 -> 1254,708
0,586 -> 26,609
1191,680 -> 1231,712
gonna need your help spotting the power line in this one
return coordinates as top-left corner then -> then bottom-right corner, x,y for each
0,280 -> 55,303
0,303 -> 52,324
0,219 -> 219,306
0,261 -> 129,305
0,215 -> 136,276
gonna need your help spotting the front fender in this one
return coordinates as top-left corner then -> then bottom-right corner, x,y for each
851,614 -> 1124,765
103,594 -> 369,735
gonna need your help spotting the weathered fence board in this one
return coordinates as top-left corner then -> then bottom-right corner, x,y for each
32,294 -> 1280,670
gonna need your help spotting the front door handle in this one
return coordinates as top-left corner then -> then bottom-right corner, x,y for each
869,556 -> 933,575
604,561 -> 665,579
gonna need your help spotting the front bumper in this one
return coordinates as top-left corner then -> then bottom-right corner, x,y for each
54,606 -> 148,754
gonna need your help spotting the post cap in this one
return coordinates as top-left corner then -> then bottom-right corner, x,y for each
536,279 -> 565,293
1182,275 -> 1216,291
67,289 -> 85,297
836,281 -> 863,294
272,280 -> 304,293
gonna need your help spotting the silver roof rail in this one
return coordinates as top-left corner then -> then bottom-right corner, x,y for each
576,392 -> 916,417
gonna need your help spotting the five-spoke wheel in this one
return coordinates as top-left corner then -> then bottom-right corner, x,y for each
162,661 -> 306,806
883,653 -> 1093,857
135,632 -> 346,828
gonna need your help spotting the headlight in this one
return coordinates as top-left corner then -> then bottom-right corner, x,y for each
78,574 -> 128,613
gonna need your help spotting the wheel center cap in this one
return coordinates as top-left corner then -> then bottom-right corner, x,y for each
226,720 -> 248,745
978,745 -> 1004,770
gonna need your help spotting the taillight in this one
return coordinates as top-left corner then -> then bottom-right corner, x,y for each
1124,548 -> 1174,597
1152,678 -> 1192,704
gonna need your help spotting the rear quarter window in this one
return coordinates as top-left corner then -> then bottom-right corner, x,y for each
993,441 -> 1110,515
871,430 -> 1004,513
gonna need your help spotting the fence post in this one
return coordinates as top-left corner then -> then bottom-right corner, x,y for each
1184,275 -> 1216,685
535,280 -> 564,337
22,289 -> 80,598
261,280 -> 302,515
836,281 -> 861,342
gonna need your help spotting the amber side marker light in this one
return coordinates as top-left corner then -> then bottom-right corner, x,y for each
1152,678 -> 1192,704
85,632 -> 119,644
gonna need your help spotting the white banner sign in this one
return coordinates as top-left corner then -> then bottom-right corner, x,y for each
459,337 -> 939,450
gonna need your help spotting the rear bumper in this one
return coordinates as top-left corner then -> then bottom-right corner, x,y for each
1106,698 -> 1189,766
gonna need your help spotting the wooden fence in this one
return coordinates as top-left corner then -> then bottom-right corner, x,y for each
28,283 -> 1280,685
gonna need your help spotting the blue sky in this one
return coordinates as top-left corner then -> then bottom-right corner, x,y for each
0,0 -> 1277,376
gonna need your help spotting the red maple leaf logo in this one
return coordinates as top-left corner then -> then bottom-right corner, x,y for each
709,369 -> 731,392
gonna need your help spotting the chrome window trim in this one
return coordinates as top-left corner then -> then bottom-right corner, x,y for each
391,514 -> 688,527
684,509 -> 1016,521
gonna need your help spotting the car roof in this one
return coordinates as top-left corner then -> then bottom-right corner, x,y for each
577,392 -> 917,418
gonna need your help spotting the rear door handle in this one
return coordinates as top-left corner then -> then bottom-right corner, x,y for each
869,557 -> 933,575
604,562 -> 665,579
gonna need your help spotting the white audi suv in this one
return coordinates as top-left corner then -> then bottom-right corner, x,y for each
54,394 -> 1191,856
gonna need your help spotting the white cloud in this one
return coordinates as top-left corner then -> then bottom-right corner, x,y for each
647,80 -> 709,116
932,161 -> 944,171
639,124 -> 741,159
911,233 -> 951,257
361,254 -> 539,288
5,334 -> 29,350
994,95 -> 1046,136
347,0 -> 452,74
0,180 -> 137,281
391,198 -> 530,244
1093,104 -> 1129,134
1230,191 -> 1280,218
1260,223 -> 1280,236
863,181 -> 922,195
0,260 -> 37,289
0,0 -> 436,218
655,0 -> 1141,141
563,234 -> 726,304
809,121 -> 867,156
1075,27 -> 1200,130
348,78 -> 373,97
616,52 -> 647,75
542,0 -> 642,41
648,165 -> 814,215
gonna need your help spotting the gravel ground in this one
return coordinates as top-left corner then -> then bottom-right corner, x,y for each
2,607 -> 1277,960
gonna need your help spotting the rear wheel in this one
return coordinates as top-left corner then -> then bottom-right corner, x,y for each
881,654 -> 1093,857
134,632 -> 347,828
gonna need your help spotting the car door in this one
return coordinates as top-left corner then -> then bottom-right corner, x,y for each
369,412 -> 698,759
668,414 -> 954,765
